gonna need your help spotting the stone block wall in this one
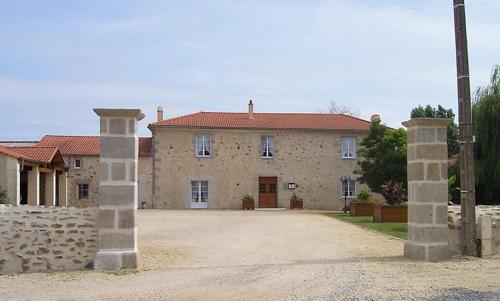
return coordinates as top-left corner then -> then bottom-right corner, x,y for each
0,205 -> 98,274
448,205 -> 500,256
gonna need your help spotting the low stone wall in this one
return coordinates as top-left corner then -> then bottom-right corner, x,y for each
448,205 -> 500,256
0,205 -> 98,274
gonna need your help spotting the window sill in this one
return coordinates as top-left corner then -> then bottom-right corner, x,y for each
261,156 -> 274,159
341,157 -> 356,160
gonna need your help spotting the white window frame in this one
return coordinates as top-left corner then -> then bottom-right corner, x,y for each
74,158 -> 82,169
195,134 -> 212,157
261,136 -> 275,158
191,181 -> 209,208
341,180 -> 356,198
77,184 -> 89,200
341,137 -> 356,159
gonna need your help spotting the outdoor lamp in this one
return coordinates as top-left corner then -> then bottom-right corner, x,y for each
340,176 -> 351,213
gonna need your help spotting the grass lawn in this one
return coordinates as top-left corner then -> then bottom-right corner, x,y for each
327,213 -> 408,240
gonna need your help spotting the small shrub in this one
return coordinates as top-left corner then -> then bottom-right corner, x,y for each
290,192 -> 302,202
357,188 -> 372,202
0,185 -> 9,205
380,181 -> 407,205
241,194 -> 254,203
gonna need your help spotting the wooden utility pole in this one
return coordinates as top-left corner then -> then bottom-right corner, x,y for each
453,0 -> 477,255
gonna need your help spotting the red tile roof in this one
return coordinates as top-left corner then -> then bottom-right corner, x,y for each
150,112 -> 371,131
0,145 -> 64,167
37,135 -> 152,157
9,147 -> 60,164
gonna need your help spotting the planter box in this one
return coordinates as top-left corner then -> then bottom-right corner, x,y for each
290,200 -> 303,210
373,204 -> 407,223
350,202 -> 374,216
242,200 -> 255,210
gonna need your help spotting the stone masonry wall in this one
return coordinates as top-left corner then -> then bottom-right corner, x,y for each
448,205 -> 500,256
153,128 -> 368,210
66,156 -> 100,208
66,156 -> 152,209
0,205 -> 98,274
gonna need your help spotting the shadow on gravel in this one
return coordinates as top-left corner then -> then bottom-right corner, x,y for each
424,288 -> 500,301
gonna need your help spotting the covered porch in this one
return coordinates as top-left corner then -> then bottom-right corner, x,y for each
0,146 -> 68,206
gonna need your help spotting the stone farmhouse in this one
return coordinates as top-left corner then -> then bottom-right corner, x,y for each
149,102 -> 372,210
0,102 -> 374,210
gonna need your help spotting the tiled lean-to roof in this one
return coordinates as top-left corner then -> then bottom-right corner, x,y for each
37,135 -> 152,157
150,112 -> 371,131
0,145 -> 64,166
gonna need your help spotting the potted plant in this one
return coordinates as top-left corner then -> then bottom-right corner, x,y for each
373,181 -> 408,223
350,188 -> 374,216
241,194 -> 255,210
290,193 -> 303,210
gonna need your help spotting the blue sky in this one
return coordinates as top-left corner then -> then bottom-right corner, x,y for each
0,0 -> 499,139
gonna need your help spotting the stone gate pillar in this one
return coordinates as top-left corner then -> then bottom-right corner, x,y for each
402,118 -> 452,262
93,108 -> 144,271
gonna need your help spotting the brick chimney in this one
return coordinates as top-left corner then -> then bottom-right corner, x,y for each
370,114 -> 381,123
248,100 -> 254,120
157,106 -> 164,122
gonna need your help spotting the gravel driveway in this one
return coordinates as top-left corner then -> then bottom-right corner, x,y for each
1,210 -> 499,300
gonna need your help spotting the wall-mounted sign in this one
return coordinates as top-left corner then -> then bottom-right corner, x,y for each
287,183 -> 297,190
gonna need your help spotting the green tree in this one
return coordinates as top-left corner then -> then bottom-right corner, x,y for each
410,104 -> 459,156
356,120 -> 407,194
0,185 -> 9,205
473,65 -> 500,204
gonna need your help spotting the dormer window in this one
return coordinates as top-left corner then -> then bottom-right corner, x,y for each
196,134 -> 212,157
74,159 -> 82,169
261,136 -> 274,158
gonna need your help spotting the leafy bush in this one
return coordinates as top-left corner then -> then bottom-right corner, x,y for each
290,192 -> 302,202
357,188 -> 372,202
380,181 -> 407,205
241,194 -> 254,203
0,185 -> 9,205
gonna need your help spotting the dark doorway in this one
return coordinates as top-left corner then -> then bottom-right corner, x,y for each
20,169 -> 28,205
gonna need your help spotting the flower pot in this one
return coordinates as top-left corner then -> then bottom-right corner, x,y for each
242,200 -> 255,210
350,202 -> 374,216
373,204 -> 407,223
290,200 -> 303,210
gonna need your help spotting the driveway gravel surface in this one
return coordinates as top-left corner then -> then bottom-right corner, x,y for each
1,210 -> 499,300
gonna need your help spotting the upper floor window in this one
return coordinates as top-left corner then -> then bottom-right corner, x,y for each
261,136 -> 274,158
196,134 -> 212,157
74,159 -> 82,169
341,137 -> 356,158
341,180 -> 356,197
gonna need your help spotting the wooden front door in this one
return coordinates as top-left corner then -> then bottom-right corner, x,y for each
259,177 -> 278,208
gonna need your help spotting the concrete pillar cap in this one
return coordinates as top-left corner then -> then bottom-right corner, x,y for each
94,108 -> 145,121
402,118 -> 452,128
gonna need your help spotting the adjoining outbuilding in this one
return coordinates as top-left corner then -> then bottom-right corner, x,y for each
0,145 -> 67,206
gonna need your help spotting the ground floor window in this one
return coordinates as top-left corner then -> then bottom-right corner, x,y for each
191,181 -> 208,203
341,180 -> 356,197
77,184 -> 89,199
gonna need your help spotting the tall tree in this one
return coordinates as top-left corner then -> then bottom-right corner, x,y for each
410,105 -> 459,156
473,65 -> 500,204
326,101 -> 360,117
356,120 -> 407,193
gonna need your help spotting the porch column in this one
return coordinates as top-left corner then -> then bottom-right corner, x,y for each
27,166 -> 40,206
93,108 -> 144,271
45,171 -> 57,206
58,171 -> 68,207
402,118 -> 452,261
